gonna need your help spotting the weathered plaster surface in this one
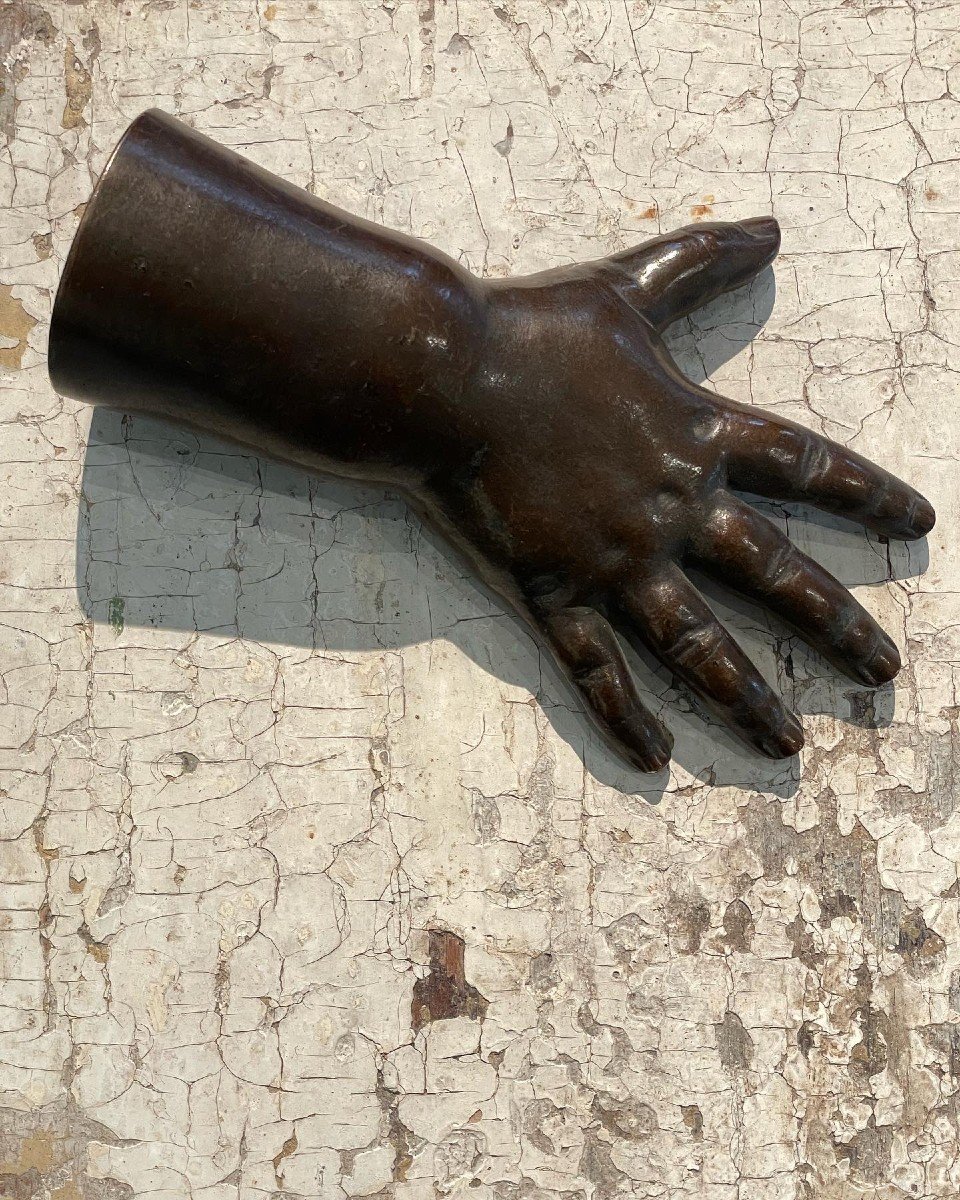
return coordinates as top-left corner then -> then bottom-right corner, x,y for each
0,1 -> 957,1196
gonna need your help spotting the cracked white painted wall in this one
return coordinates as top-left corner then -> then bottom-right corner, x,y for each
0,1 -> 958,1197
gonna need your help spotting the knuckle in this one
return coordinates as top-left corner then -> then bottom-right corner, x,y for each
572,660 -> 617,690
792,433 -> 833,489
573,662 -> 624,718
831,601 -> 865,647
690,405 -> 726,446
665,622 -> 727,674
759,539 -> 802,591
692,228 -> 721,258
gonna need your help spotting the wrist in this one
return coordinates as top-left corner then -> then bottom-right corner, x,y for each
49,108 -> 488,486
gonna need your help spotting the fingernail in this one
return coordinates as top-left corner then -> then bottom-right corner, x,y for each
861,635 -> 901,687
626,721 -> 673,772
760,712 -> 804,759
632,740 -> 672,773
908,495 -> 936,538
740,215 -> 781,255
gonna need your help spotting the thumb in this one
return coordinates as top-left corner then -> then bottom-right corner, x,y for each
605,217 -> 780,331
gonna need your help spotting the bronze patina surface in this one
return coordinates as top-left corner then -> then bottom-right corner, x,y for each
49,110 -> 935,771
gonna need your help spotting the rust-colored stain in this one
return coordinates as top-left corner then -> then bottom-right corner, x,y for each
0,283 -> 37,369
50,1182 -> 83,1200
61,39 -> 91,130
681,1103 -> 703,1139
925,185 -> 941,202
32,230 -> 52,259
412,929 -> 488,1032
0,1101 -> 133,1199
264,2 -> 278,18
85,937 -> 109,964
0,1130 -> 60,1174
31,817 -> 58,862
690,203 -> 713,218
272,1129 -> 297,1179
639,204 -> 658,219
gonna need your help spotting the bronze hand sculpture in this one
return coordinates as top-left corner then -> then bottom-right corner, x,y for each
49,110 -> 934,772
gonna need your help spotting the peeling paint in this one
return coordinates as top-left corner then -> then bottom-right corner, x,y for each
0,1 -> 55,144
411,929 -> 488,1032
0,284 -> 36,369
0,1 -> 955,1195
61,39 -> 91,131
0,1100 -> 134,1200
